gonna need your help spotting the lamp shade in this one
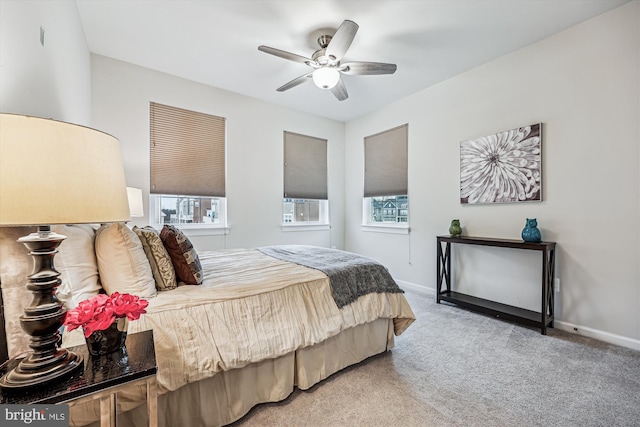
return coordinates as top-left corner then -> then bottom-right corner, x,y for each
312,68 -> 340,89
0,113 -> 131,226
126,187 -> 144,217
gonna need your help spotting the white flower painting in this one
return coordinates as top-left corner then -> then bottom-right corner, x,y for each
460,124 -> 541,204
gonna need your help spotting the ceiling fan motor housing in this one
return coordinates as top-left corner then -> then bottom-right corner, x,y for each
312,49 -> 338,67
258,19 -> 396,101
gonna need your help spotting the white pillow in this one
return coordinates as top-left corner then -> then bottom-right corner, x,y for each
52,224 -> 102,309
95,222 -> 156,298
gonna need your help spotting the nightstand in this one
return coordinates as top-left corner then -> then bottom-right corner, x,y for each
0,330 -> 158,427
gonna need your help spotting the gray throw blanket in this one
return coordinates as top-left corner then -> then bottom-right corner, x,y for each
257,245 -> 403,308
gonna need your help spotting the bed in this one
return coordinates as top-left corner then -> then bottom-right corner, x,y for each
4,224 -> 415,427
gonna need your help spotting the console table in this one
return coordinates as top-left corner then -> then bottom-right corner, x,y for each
436,235 -> 556,334
0,330 -> 158,427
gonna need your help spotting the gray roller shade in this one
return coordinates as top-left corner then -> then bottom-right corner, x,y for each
364,124 -> 408,197
150,102 -> 226,197
284,131 -> 328,199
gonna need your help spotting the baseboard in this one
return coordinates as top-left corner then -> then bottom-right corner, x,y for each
394,279 -> 640,352
554,320 -> 640,351
394,280 -> 433,296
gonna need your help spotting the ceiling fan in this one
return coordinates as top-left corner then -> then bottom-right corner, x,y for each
258,20 -> 397,101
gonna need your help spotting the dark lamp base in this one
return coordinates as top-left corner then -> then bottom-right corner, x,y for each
0,350 -> 83,390
0,225 -> 84,391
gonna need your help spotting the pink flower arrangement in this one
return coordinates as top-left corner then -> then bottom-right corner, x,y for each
64,292 -> 149,338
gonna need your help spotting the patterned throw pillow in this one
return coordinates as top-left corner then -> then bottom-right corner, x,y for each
133,226 -> 178,291
159,225 -> 203,285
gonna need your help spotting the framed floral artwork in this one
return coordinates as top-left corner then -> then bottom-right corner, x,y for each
460,123 -> 542,204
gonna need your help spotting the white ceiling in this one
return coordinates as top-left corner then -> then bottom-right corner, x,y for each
75,0 -> 629,122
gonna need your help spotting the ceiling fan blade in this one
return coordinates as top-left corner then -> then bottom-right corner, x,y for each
340,62 -> 397,75
277,73 -> 313,92
258,45 -> 314,65
325,20 -> 359,60
330,76 -> 348,101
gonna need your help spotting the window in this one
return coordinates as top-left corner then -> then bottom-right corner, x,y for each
363,124 -> 408,227
283,131 -> 329,226
149,102 -> 226,230
154,195 -> 226,226
283,198 -> 328,224
365,195 -> 408,224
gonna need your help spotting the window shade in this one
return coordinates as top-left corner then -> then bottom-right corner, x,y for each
150,102 -> 226,197
283,131 -> 328,199
364,124 -> 408,198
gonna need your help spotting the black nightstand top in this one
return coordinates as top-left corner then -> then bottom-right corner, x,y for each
0,330 -> 156,404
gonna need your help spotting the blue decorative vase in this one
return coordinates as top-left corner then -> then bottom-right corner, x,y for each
449,219 -> 462,237
521,218 -> 542,242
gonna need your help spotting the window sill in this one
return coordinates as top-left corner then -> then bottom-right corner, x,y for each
152,225 -> 230,236
360,224 -> 410,235
281,224 -> 330,232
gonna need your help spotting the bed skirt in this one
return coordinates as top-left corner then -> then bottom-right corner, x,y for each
70,318 -> 394,427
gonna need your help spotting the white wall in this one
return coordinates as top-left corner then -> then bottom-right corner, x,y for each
0,0 -> 91,125
0,0 -> 92,358
344,1 -> 640,346
90,55 -> 345,251
1,0 -> 637,349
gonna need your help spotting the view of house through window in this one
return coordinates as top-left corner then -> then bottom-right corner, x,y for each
369,195 -> 408,223
283,198 -> 328,223
155,195 -> 225,225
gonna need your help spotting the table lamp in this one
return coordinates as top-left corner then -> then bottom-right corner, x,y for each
0,113 -> 131,391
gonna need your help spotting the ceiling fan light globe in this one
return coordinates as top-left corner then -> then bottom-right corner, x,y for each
312,68 -> 340,89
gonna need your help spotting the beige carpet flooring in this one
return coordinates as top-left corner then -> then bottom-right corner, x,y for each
231,290 -> 640,427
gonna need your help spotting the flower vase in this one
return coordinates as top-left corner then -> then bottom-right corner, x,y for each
85,317 -> 128,356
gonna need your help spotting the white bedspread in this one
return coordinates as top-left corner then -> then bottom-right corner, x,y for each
63,248 -> 415,394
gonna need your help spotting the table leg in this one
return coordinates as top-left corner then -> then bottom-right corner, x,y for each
99,393 -> 116,427
437,239 -> 443,303
547,248 -> 556,329
436,240 -> 451,303
540,247 -> 556,335
147,377 -> 158,427
541,249 -> 548,335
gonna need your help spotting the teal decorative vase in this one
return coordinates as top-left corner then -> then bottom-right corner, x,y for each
449,219 -> 462,237
521,218 -> 542,242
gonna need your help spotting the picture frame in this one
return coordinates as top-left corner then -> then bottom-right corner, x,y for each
460,123 -> 542,205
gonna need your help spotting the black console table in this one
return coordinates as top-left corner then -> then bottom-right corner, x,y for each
436,235 -> 556,334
